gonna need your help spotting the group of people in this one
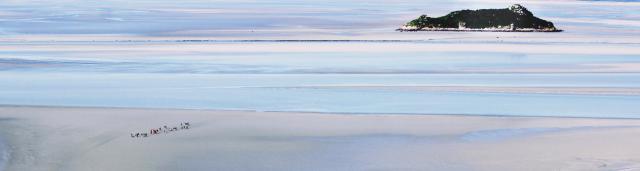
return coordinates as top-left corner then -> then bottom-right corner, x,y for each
131,122 -> 190,138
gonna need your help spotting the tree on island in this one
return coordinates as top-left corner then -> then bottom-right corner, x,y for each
400,4 -> 560,32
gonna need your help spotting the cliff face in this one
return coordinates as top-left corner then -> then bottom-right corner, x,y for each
402,4 -> 560,32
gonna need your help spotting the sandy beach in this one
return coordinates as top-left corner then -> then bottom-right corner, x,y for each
1,106 -> 639,171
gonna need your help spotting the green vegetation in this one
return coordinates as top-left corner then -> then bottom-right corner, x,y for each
402,4 -> 560,32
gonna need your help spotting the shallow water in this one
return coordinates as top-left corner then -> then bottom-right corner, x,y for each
0,136 -> 7,171
460,126 -> 640,142
1,0 -> 639,118
2,45 -> 640,74
1,42 -> 639,118
1,73 -> 640,118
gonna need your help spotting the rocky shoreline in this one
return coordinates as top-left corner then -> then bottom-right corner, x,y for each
396,28 -> 563,32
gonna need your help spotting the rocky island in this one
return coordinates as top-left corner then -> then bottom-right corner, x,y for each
398,4 -> 561,32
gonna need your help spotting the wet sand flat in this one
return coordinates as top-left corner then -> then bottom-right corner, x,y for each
1,106 -> 640,171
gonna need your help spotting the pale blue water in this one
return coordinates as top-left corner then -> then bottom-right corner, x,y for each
1,72 -> 640,118
1,0 -> 640,119
2,42 -> 640,74
460,125 -> 640,142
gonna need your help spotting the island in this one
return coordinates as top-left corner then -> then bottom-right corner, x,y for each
398,4 -> 561,32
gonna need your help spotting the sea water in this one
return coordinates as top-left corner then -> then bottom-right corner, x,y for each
1,72 -> 640,118
1,0 -> 639,119
1,41 -> 640,119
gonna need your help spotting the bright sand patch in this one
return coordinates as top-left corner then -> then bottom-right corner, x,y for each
1,106 -> 640,171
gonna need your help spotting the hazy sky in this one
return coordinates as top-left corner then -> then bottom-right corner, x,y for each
0,0 -> 638,38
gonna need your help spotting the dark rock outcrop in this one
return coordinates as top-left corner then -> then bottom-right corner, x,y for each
399,4 -> 561,32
